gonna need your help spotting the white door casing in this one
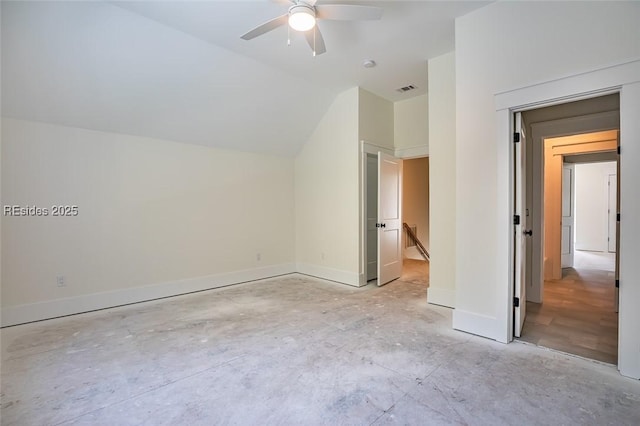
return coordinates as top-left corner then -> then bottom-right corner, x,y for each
495,59 -> 640,378
377,152 -> 402,286
514,112 -> 528,338
561,164 -> 575,268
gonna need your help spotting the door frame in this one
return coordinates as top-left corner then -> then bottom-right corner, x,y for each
526,111 -> 620,303
359,141 -> 394,286
545,131 -> 619,279
359,141 -> 428,286
495,58 -> 640,378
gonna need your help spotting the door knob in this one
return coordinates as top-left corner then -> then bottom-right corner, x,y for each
524,230 -> 532,236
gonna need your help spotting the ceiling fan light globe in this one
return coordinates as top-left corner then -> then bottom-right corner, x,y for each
289,6 -> 316,32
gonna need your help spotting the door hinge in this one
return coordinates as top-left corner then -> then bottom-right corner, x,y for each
514,297 -> 520,307
514,132 -> 521,143
617,146 -> 621,155
513,215 -> 520,225
617,213 -> 620,222
615,279 -> 620,288
376,223 -> 386,228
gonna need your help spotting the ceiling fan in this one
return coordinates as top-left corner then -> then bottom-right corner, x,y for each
240,0 -> 383,56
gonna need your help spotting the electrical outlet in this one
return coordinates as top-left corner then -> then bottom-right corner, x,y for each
56,276 -> 66,287
256,253 -> 261,261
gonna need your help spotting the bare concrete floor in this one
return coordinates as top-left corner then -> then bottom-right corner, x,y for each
2,274 -> 639,425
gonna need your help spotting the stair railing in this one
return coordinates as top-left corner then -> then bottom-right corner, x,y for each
403,222 -> 430,261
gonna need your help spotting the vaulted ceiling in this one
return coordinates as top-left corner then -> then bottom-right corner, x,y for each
1,1 -> 490,156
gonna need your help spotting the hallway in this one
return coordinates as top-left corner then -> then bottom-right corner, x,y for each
519,251 -> 617,364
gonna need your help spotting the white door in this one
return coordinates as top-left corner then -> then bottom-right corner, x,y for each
514,113 -> 528,338
608,173 -> 617,253
561,164 -> 575,268
377,152 -> 402,286
367,154 -> 378,280
614,141 -> 620,312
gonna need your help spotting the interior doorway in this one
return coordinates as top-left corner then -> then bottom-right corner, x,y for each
514,96 -> 621,364
362,149 -> 403,286
401,157 -> 430,285
362,148 -> 429,287
498,57 -> 640,378
520,156 -> 619,364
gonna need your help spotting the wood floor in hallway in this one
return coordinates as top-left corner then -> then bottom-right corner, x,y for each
519,251 -> 618,364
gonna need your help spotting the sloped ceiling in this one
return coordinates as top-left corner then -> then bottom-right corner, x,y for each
1,1 -> 490,156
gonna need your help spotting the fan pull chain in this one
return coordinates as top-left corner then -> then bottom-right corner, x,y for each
313,27 -> 316,57
287,25 -> 291,46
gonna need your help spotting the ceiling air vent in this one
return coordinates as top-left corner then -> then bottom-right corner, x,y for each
396,84 -> 416,93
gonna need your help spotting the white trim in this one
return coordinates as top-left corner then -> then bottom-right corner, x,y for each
0,263 -> 296,327
495,108 -> 513,344
427,286 -> 455,308
495,58 -> 640,111
360,140 -> 394,155
296,263 -> 361,287
452,310 -> 500,341
494,58 -> 640,378
395,145 -> 429,159
359,146 -> 370,285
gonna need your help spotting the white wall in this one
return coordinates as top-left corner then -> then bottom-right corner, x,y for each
427,51 -> 456,308
359,88 -> 395,150
394,94 -> 428,156
1,118 -> 295,325
0,118 -> 3,314
575,162 -> 617,252
402,157 -> 429,255
295,88 -> 361,285
454,1 -> 640,336
618,81 -> 640,378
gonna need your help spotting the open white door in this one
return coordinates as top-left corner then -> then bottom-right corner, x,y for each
561,163 -> 575,268
608,173 -> 617,253
377,152 -> 402,286
614,133 -> 620,313
366,154 -> 378,280
514,113 -> 528,337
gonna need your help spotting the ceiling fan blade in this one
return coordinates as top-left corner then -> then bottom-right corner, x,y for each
315,4 -> 383,21
304,26 -> 326,56
241,14 -> 288,40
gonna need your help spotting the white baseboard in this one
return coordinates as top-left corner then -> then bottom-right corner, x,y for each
296,263 -> 361,287
427,286 -> 455,308
452,309 -> 499,341
0,263 -> 295,327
